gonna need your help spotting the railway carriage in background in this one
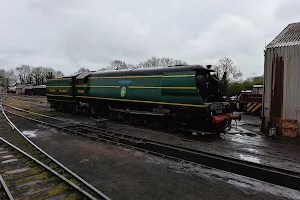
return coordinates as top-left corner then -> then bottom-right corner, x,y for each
46,65 -> 241,134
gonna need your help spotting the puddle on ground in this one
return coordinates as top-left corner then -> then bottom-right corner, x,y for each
239,154 -> 261,164
252,128 -> 260,132
80,159 -> 89,163
229,137 -> 247,143
22,130 -> 38,138
2,155 -> 14,159
244,148 -> 260,154
227,179 -> 253,188
49,128 -> 58,133
228,135 -> 263,146
4,167 -> 30,174
1,158 -> 18,164
238,132 -> 257,137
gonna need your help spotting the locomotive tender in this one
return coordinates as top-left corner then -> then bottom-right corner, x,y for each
46,65 -> 241,134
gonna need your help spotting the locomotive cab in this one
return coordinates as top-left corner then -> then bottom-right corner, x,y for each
195,69 -> 241,133
195,70 -> 224,103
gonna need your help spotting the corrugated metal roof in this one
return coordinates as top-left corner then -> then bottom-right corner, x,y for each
266,22 -> 300,48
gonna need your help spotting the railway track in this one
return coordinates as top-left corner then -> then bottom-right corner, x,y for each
0,100 -> 110,200
3,101 -> 300,191
3,95 -> 285,146
4,96 -> 48,108
0,174 -> 13,200
4,96 -> 290,149
5,102 -> 300,166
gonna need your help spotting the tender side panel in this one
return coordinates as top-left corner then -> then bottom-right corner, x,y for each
78,74 -> 161,102
46,78 -> 74,101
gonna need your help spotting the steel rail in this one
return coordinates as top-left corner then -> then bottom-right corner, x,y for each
0,174 -> 14,200
0,136 -> 97,199
4,103 -> 71,122
2,101 -> 274,145
5,103 -> 300,166
4,102 -> 290,152
1,99 -> 110,200
5,108 -> 300,191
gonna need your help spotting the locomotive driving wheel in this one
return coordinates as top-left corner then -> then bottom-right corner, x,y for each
143,116 -> 154,127
109,111 -> 118,121
167,120 -> 178,132
122,113 -> 133,124
153,116 -> 165,129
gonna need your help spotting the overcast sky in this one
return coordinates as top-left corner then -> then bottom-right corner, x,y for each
0,0 -> 299,77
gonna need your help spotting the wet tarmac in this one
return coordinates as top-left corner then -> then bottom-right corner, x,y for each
4,114 -> 300,200
3,96 -> 300,199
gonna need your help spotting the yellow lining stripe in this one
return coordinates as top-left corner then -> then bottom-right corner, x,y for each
48,78 -> 72,81
47,94 -> 205,107
46,94 -> 205,107
47,86 -> 72,88
128,86 -> 196,89
89,74 -> 194,79
47,94 -> 73,98
46,94 -> 204,108
75,85 -> 120,88
247,103 -> 252,108
76,95 -> 204,107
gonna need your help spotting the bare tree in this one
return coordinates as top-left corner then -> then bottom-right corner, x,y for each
126,64 -> 136,69
56,70 -> 64,78
15,65 -> 66,85
214,57 -> 243,81
31,67 -> 44,85
0,69 -> 5,87
214,57 -> 243,95
99,67 -> 108,71
0,69 -> 17,89
7,69 -> 17,86
137,57 -> 187,68
107,60 -> 128,70
42,67 -> 57,83
75,67 -> 90,74
16,65 -> 31,85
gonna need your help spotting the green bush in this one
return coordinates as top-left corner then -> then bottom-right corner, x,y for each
226,76 -> 263,97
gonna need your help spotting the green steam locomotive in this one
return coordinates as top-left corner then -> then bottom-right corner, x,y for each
46,65 -> 240,134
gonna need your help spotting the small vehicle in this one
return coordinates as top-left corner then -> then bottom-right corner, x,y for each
236,85 -> 263,115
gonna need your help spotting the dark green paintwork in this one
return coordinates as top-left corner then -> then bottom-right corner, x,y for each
46,79 -> 73,97
46,71 -> 206,106
74,71 -> 204,106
